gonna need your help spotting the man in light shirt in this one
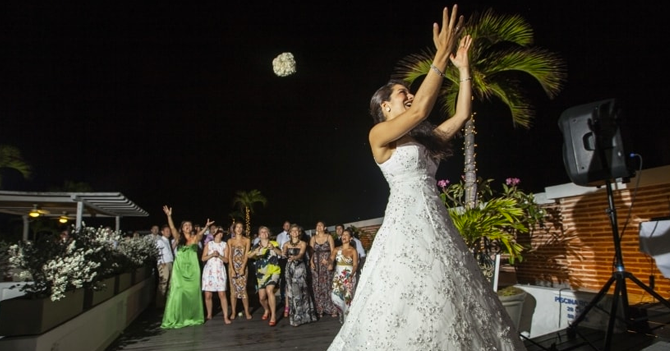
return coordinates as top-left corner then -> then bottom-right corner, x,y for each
147,225 -> 161,304
155,225 -> 174,308
276,221 -> 291,249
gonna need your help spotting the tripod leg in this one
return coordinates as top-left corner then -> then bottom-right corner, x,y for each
627,273 -> 670,311
568,276 -> 616,334
604,272 -> 627,351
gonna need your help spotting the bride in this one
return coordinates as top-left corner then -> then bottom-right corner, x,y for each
328,5 -> 526,350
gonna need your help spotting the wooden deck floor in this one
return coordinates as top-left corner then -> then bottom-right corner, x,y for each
106,303 -> 342,351
107,302 -> 670,351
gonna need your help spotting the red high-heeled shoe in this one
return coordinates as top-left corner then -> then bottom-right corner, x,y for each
269,319 -> 276,326
262,311 -> 269,320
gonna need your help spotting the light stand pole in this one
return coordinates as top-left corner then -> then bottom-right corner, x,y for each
567,177 -> 670,351
558,99 -> 670,350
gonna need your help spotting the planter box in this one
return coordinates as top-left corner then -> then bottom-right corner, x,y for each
499,291 -> 527,330
83,277 -> 116,309
115,272 -> 132,294
132,266 -> 151,285
0,288 -> 85,336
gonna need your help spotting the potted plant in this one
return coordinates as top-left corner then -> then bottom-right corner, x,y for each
2,227 -> 105,335
497,285 -> 528,329
438,177 -> 542,329
0,224 -> 157,335
116,235 -> 159,284
438,177 -> 545,272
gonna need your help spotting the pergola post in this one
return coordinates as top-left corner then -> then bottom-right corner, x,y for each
76,201 -> 84,230
22,215 -> 29,241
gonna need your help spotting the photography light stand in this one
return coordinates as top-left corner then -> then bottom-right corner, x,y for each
566,161 -> 670,351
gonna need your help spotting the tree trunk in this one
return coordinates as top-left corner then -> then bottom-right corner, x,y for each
463,116 -> 478,209
245,206 -> 251,236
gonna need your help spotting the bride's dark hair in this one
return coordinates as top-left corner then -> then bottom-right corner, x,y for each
369,80 -> 453,160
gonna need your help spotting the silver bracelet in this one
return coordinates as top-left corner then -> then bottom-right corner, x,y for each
430,64 -> 447,78
460,77 -> 472,82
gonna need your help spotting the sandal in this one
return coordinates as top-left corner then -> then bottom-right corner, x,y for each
269,319 -> 276,327
262,311 -> 269,320
283,306 -> 289,318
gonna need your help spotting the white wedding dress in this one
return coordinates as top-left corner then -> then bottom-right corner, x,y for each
328,141 -> 526,351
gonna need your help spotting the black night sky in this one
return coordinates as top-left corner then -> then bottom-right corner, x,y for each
1,1 -> 669,232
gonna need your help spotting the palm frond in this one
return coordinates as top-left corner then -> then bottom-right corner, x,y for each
231,189 -> 268,214
466,9 -> 534,48
393,50 -> 434,86
484,82 -> 534,128
477,48 -> 566,98
0,145 -> 32,178
449,197 -> 526,261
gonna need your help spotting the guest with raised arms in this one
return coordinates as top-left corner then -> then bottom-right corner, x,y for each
160,206 -> 212,329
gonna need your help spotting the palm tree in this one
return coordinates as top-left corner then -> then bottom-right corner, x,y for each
231,189 -> 267,236
395,8 -> 566,209
0,145 -> 32,189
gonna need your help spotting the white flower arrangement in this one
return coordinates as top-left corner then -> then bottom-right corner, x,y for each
272,52 -> 297,77
41,241 -> 102,301
6,225 -> 157,302
117,236 -> 158,268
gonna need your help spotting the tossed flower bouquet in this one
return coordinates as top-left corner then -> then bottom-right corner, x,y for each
272,52 -> 297,77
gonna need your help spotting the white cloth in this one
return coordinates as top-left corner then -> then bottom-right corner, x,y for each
156,236 -> 174,265
328,142 -> 526,351
350,237 -> 366,258
639,220 -> 670,278
276,230 -> 290,249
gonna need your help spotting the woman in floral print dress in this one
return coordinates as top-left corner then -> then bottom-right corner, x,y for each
328,228 -> 358,324
227,222 -> 252,320
309,221 -> 336,318
283,223 -> 318,326
201,228 -> 231,323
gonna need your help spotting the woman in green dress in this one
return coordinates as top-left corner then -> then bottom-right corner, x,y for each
161,205 -> 213,329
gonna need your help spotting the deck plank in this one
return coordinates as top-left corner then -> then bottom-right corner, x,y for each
108,306 -> 341,351
108,302 -> 670,351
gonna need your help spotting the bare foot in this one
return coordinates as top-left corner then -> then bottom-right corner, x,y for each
206,316 -> 212,320
245,313 -> 253,320
230,314 -> 236,320
224,319 -> 232,324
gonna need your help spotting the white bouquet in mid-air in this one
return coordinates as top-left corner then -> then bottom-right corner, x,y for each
272,52 -> 296,77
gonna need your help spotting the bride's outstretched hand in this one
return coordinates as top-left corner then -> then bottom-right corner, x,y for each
433,5 -> 465,56
450,35 -> 472,70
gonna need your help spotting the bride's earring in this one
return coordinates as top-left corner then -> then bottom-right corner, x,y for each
386,107 -> 391,112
